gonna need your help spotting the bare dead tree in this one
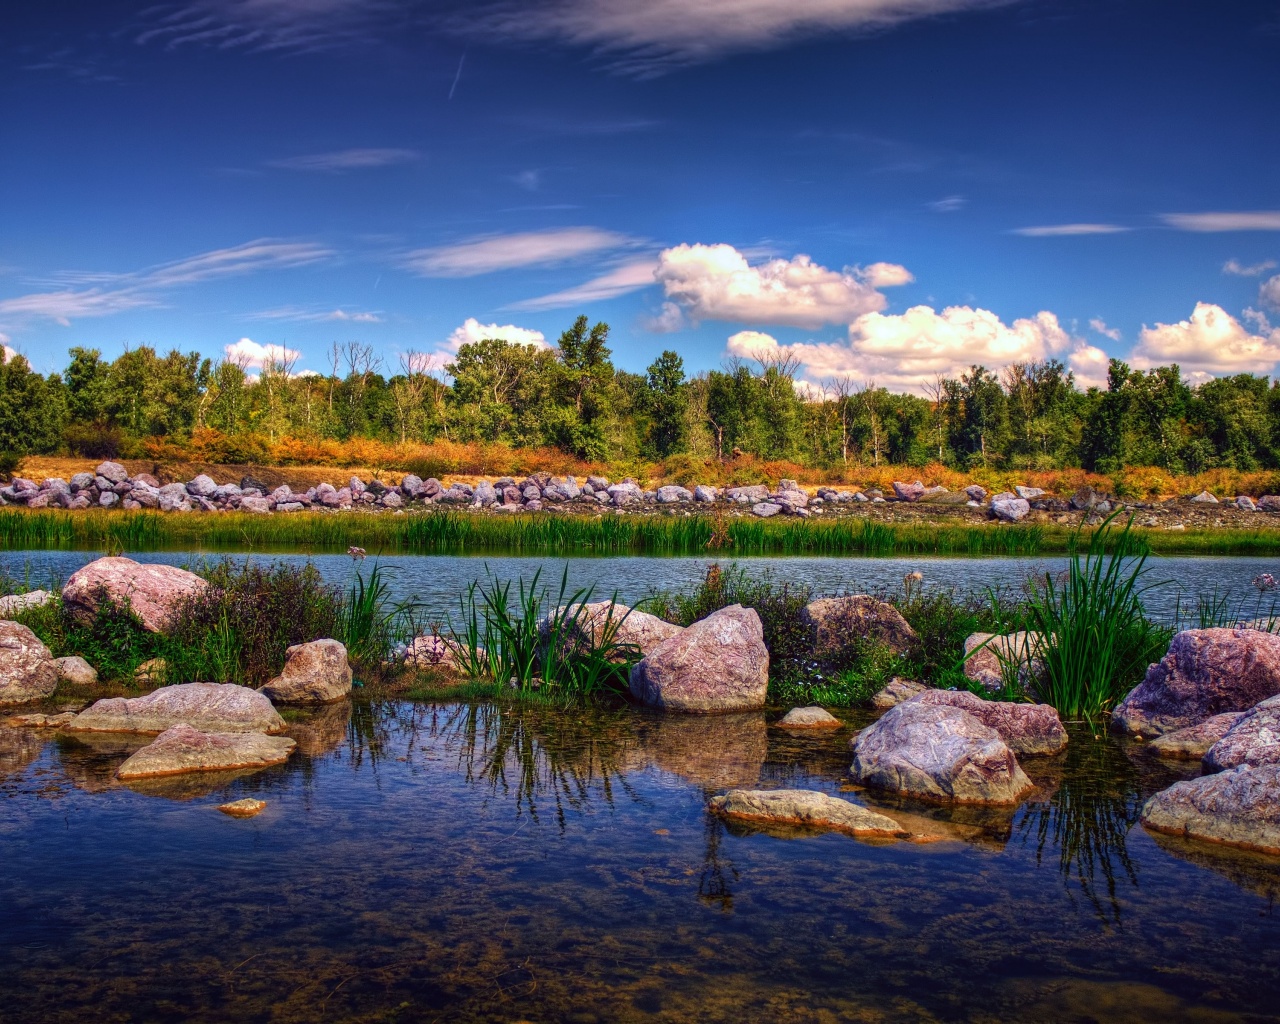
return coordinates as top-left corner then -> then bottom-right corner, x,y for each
856,380 -> 885,467
921,374 -> 947,462
391,350 -> 437,445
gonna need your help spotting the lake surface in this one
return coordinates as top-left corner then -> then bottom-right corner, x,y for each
3,549 -> 1279,622
2,699 -> 1279,1022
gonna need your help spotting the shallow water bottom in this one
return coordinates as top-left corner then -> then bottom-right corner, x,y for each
3,700 -> 1279,1023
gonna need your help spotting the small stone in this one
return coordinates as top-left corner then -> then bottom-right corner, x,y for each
708,789 -> 912,839
53,656 -> 97,687
871,677 -> 928,709
218,798 -> 267,818
1190,490 -> 1218,504
777,706 -> 842,729
751,502 -> 782,518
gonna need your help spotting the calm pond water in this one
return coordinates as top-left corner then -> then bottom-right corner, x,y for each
2,699 -> 1279,1022
3,549 -> 1280,622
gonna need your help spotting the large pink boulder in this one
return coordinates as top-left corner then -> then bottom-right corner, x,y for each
0,621 -> 60,705
629,604 -> 769,713
62,557 -> 208,633
1113,629 -> 1280,737
850,700 -> 1034,805
1141,764 -> 1280,856
910,689 -> 1067,756
1203,696 -> 1280,772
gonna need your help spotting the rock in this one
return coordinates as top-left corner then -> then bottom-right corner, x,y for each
694,485 -> 718,502
116,723 -> 296,779
1070,485 -> 1100,510
910,689 -> 1067,756
543,476 -> 581,502
1203,696 -> 1280,771
401,633 -> 473,672
259,639 -> 352,704
1238,496 -> 1258,511
776,706 -> 842,729
186,474 -> 218,498
540,602 -> 683,661
95,461 -> 129,483
1113,628 -> 1280,737
607,481 -> 643,506
218,797 -> 267,817
472,480 -> 497,506
586,475 -> 610,491
1014,485 -> 1046,499
963,631 -> 1046,692
1141,764 -> 1280,856
399,474 -> 424,497
656,484 -> 693,503
871,677 -> 928,709
964,485 -> 988,501
0,621 -> 60,705
849,700 -> 1035,805
892,480 -> 925,502
1259,495 -> 1280,513
751,502 -> 782,517
62,557 -> 208,632
1191,490 -> 1218,504
380,490 -> 403,509
134,658 -> 166,684
991,497 -> 1031,522
53,655 -> 97,687
725,484 -> 769,503
70,472 -> 95,491
801,595 -> 918,659
708,789 -> 910,839
1149,713 -> 1245,760
99,491 -> 119,509
68,682 -> 286,735
0,590 -> 52,617
5,711 -> 77,728
239,494 -> 271,513
629,604 -> 769,713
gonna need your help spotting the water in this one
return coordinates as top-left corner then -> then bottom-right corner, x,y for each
2,699 -> 1278,1022
3,549 -> 1280,622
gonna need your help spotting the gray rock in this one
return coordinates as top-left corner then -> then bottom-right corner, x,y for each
1190,490 -> 1218,504
708,789 -> 910,839
98,491 -> 119,508
53,655 -> 97,687
751,502 -> 782,518
1259,495 -> 1280,513
69,472 -> 95,491
586,475 -> 610,491
892,480 -> 926,502
1015,485 -> 1046,499
116,723 -> 296,779
239,494 -> 271,514
62,556 -> 208,633
0,590 -> 52,617
1141,764 -> 1280,856
130,483 -> 160,508
502,485 -> 523,505
95,461 -> 129,483
607,481 -> 643,506
850,700 -> 1035,804
0,621 -> 60,705
629,604 -> 769,713
776,706 -> 842,729
1238,496 -> 1258,511
187,474 -> 218,498
275,501 -> 304,513
870,677 -> 928,709
473,480 -> 498,505
259,639 -> 352,704
1150,713 -> 1246,760
1204,696 -> 1280,771
656,485 -> 694,503
380,491 -> 404,508
400,474 -> 424,497
1113,628 -> 1280,737
725,484 -> 769,503
694,485 -> 718,502
158,492 -> 192,513
991,497 -> 1031,522
68,682 -> 286,735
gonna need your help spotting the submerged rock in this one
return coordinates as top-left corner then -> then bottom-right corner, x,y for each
850,700 -> 1035,805
1113,628 -> 1280,737
776,706 -> 842,729
68,682 -> 285,735
629,604 -> 769,713
218,797 -> 267,818
1203,696 -> 1280,771
1149,713 -> 1246,760
801,595 -> 918,658
62,556 -> 208,633
910,690 -> 1067,756
259,639 -> 352,704
1141,764 -> 1280,856
708,789 -> 912,839
5,711 -> 77,728
116,723 -> 295,779
870,677 -> 928,709
0,620 -> 60,705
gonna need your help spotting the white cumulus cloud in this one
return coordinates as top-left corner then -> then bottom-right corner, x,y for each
225,338 -> 303,369
1260,275 -> 1280,312
446,317 -> 549,351
404,227 -> 632,277
1131,302 -> 1280,375
655,243 -> 908,330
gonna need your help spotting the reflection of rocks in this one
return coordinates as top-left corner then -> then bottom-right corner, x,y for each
0,726 -> 45,778
709,788 -> 919,840
851,786 -> 1017,849
49,732 -> 151,793
1149,713 -> 1244,760
1148,830 -> 1280,901
5,711 -> 76,728
116,724 -> 295,779
630,711 -> 767,789
121,767 -> 275,801
283,701 -> 351,756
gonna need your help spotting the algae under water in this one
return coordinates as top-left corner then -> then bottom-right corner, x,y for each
2,701 -> 1279,1023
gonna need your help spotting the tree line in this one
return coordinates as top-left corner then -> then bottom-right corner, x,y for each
4,314 -> 1280,474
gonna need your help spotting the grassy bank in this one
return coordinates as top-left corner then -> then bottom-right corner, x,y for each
5,507 -> 1280,557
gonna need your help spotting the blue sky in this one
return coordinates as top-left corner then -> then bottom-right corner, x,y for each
3,0 -> 1279,391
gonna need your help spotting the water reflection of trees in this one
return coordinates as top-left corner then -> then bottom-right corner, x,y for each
1015,731 -> 1147,923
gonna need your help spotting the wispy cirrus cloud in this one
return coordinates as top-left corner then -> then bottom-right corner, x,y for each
1162,211 -> 1280,232
509,258 -> 658,310
1011,223 -> 1130,237
0,239 -> 333,328
268,148 -> 420,172
403,227 -> 634,277
1224,258 -> 1278,276
135,0 -> 398,54
247,305 -> 384,323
